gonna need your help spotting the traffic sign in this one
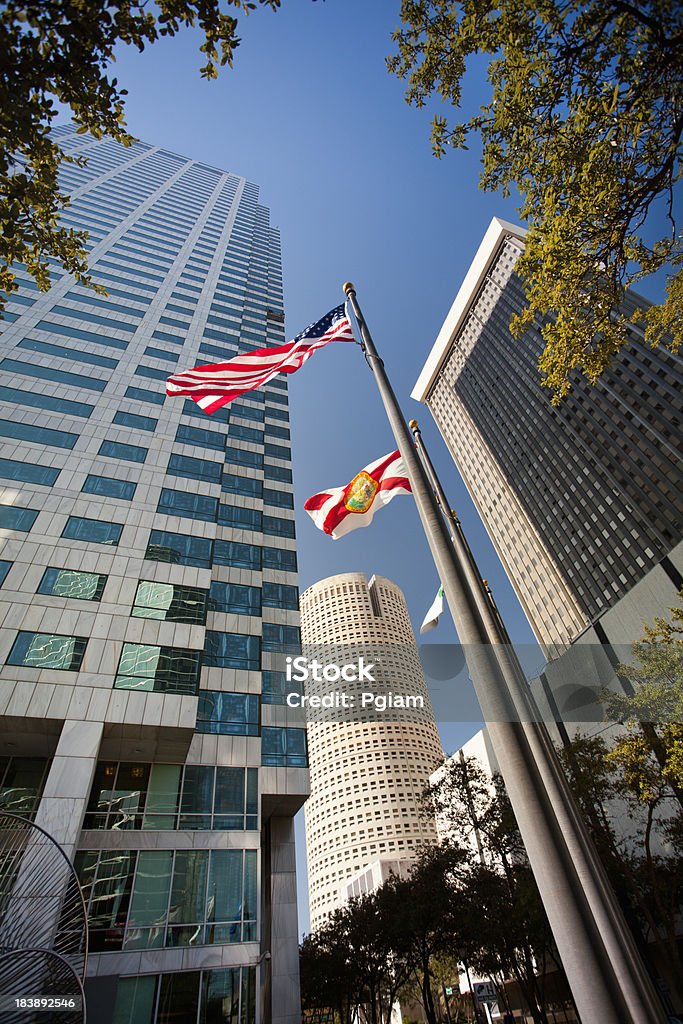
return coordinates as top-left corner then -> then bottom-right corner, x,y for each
473,981 -> 498,1004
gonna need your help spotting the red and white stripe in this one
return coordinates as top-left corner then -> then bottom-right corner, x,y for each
166,315 -> 354,414
304,450 -> 412,540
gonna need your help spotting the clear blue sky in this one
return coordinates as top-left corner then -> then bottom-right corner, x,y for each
94,0 -> 666,935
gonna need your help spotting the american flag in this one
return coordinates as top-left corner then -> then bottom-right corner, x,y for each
166,304 -> 355,414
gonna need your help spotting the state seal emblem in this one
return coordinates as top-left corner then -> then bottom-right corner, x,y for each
344,471 -> 379,514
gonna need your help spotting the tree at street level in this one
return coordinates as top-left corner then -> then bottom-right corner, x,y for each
388,0 -> 682,401
0,0 -> 279,311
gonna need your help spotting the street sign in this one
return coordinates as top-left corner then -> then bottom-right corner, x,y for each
473,981 -> 498,1004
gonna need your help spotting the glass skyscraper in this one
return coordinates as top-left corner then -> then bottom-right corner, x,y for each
412,217 -> 683,655
0,126 -> 308,1024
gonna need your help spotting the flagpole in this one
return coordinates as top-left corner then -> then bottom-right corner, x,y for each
342,282 -> 665,1024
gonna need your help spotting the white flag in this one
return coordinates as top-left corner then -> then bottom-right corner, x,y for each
420,585 -> 445,634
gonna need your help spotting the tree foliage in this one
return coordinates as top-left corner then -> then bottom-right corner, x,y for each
0,0 -> 278,311
388,0 -> 683,401
603,592 -> 683,802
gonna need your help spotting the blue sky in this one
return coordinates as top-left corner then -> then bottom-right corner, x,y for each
95,0 -> 667,935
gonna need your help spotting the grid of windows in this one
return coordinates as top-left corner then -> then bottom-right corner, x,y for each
84,762 -> 258,831
110,968 -> 256,1024
76,847 -> 257,951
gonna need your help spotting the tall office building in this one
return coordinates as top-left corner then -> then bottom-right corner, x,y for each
412,218 -> 683,654
299,574 -> 443,931
0,126 -> 308,1024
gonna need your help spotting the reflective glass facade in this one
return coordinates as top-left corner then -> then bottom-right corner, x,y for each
0,127 -> 308,1024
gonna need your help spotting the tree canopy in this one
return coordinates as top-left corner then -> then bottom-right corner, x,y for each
388,0 -> 683,401
0,0 -> 278,312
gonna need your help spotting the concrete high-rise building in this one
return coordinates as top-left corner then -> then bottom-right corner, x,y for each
412,217 -> 683,654
299,573 -> 443,931
0,126 -> 308,1024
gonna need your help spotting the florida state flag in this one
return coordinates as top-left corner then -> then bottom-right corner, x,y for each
304,450 -> 412,539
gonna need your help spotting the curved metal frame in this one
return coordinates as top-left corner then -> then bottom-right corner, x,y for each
0,811 -> 88,986
0,946 -> 87,1024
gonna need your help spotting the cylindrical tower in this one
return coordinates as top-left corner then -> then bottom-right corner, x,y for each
299,573 -> 443,930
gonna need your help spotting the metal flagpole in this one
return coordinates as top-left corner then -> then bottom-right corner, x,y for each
342,281 -> 665,1024
409,415 -> 665,1015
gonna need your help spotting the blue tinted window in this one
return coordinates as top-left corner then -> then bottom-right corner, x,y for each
264,443 -> 290,461
144,346 -> 179,363
263,489 -> 293,510
113,411 -> 158,432
99,440 -> 148,464
159,316 -> 188,330
265,424 -> 290,440
82,475 -> 136,500
203,632 -> 260,670
7,631 -> 87,671
230,403 -> 264,423
0,560 -> 11,586
0,458 -> 59,487
224,447 -> 263,470
18,338 -> 119,369
0,385 -> 93,415
38,567 -> 107,601
167,454 -> 221,484
145,529 -> 213,568
175,424 -> 225,451
124,386 -> 165,406
132,581 -> 208,625
196,692 -> 260,736
36,320 -> 128,350
262,624 -> 300,652
198,343 -> 239,362
263,515 -> 295,539
222,474 -> 262,498
262,583 -> 299,611
262,547 -> 297,572
62,516 -> 123,546
229,424 -> 263,444
65,287 -> 151,308
49,307 -> 136,333
114,643 -> 201,695
261,671 -> 286,705
264,465 -> 292,484
0,358 -> 107,392
265,406 -> 289,423
261,727 -> 307,767
135,364 -> 168,382
0,418 -> 78,449
97,259 -> 164,283
158,488 -> 218,522
152,330 -> 184,346
0,505 -> 39,532
209,582 -> 261,616
203,327 -> 242,345
217,505 -> 262,531
266,392 -> 288,408
213,540 -> 261,570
